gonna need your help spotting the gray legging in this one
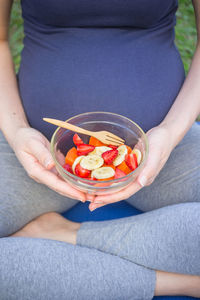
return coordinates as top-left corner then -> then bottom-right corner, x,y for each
0,123 -> 199,300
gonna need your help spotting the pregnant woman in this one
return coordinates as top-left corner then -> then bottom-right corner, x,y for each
0,0 -> 200,299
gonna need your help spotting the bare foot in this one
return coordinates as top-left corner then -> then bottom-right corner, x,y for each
11,212 -> 81,245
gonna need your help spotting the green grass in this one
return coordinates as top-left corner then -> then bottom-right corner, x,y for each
175,0 -> 197,72
9,0 -> 24,72
9,0 -> 200,121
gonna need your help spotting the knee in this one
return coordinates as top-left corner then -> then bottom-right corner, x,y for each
170,202 -> 200,233
0,217 -> 18,238
0,208 -> 27,238
174,202 -> 200,217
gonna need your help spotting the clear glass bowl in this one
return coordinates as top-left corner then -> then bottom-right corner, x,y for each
50,112 -> 148,195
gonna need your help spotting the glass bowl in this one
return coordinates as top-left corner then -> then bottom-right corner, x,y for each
50,112 -> 148,195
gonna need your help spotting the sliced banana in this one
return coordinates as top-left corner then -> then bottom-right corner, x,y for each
89,146 -> 112,156
132,149 -> 142,165
91,167 -> 115,180
72,156 -> 85,173
113,145 -> 128,166
80,154 -> 104,170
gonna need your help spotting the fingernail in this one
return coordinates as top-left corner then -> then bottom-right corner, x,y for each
89,204 -> 96,211
86,198 -> 93,202
90,207 -> 96,212
44,158 -> 53,168
94,200 -> 103,204
138,175 -> 147,187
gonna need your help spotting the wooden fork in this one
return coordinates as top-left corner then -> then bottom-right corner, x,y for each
43,118 -> 125,146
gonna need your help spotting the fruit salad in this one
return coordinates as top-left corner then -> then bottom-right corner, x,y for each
62,134 -> 142,181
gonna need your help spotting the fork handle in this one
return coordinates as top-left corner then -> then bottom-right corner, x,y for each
43,118 -> 93,136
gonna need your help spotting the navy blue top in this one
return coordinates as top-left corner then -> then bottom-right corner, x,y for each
19,0 -> 185,140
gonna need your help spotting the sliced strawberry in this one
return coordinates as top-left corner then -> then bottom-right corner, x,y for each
125,153 -> 138,171
85,176 -> 97,186
73,133 -> 84,146
77,144 -> 95,156
102,149 -> 118,164
108,145 -> 118,150
114,168 -> 126,179
63,163 -> 73,174
88,177 -> 97,181
75,163 -> 91,178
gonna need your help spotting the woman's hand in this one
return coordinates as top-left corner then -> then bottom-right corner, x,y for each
12,127 -> 86,202
89,124 -> 174,211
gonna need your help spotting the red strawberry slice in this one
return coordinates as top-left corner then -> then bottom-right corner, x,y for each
86,176 -> 97,185
108,145 -> 118,150
114,168 -> 126,179
88,177 -> 97,181
63,163 -> 73,174
73,133 -> 84,146
102,149 -> 118,164
75,163 -> 91,178
77,144 -> 95,156
125,153 -> 138,171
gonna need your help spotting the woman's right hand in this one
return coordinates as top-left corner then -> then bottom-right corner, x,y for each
12,127 -> 86,202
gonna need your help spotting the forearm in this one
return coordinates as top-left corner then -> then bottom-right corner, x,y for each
0,40 -> 29,147
160,43 -> 200,149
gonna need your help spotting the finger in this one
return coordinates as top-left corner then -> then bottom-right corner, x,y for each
38,168 -> 86,201
27,139 -> 55,169
89,202 -> 106,211
22,152 -> 86,202
137,149 -> 162,187
94,180 -> 142,204
86,194 -> 95,202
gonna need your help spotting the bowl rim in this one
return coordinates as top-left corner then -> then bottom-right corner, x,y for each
50,111 -> 149,187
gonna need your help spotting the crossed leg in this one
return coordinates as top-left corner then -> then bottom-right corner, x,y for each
10,202 -> 200,298
1,123 -> 199,299
126,123 -> 200,211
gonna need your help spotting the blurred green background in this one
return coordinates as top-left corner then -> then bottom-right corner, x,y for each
9,0 -> 200,120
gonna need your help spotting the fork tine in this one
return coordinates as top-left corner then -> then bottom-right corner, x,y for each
105,133 -> 125,143
105,140 -> 121,146
104,137 -> 123,146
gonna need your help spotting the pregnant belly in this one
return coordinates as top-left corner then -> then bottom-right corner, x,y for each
18,28 -> 185,140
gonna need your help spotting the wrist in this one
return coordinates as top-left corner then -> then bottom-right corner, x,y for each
1,116 -> 30,149
159,115 -> 191,150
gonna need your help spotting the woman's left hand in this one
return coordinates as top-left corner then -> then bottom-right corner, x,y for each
89,124 -> 174,211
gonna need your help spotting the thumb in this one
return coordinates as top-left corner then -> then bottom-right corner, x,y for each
28,139 -> 55,169
137,152 -> 159,187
